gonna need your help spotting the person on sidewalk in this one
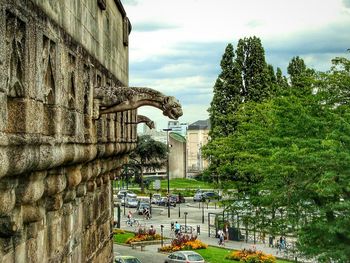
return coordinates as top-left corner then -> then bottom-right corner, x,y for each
218,229 -> 225,246
224,223 -> 229,241
175,221 -> 181,236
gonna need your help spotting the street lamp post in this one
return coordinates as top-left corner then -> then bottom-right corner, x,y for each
123,192 -> 127,215
163,128 -> 172,218
178,202 -> 181,218
184,212 -> 188,233
160,225 -> 164,247
202,200 -> 205,223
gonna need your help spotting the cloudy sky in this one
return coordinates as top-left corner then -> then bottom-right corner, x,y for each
121,0 -> 350,130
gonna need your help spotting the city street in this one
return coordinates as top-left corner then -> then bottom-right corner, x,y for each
113,199 -> 224,262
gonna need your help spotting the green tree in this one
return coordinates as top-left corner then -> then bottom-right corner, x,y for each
235,36 -> 271,102
287,56 -> 315,93
208,43 -> 241,137
129,135 -> 167,192
214,55 -> 350,261
276,67 -> 289,89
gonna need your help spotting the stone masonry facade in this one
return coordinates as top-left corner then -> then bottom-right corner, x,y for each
0,0 -> 138,262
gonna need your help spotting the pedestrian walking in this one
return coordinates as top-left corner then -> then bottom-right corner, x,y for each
218,229 -> 225,246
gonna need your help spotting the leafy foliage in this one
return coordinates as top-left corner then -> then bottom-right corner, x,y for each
128,135 -> 167,191
211,54 -> 350,261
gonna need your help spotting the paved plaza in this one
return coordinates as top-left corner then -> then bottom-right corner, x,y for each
114,199 -> 308,262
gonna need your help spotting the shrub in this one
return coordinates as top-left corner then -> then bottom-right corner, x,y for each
159,233 -> 207,252
226,248 -> 276,263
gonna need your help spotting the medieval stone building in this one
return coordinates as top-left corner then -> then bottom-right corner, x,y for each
0,0 -> 182,262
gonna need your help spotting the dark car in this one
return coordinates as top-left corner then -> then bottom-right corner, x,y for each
201,191 -> 219,201
136,202 -> 150,214
171,194 -> 185,203
158,197 -> 176,207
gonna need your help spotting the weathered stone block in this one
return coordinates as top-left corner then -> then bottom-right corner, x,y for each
0,93 -> 7,132
6,98 -> 26,133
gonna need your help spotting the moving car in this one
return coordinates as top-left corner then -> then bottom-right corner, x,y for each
171,194 -> 185,203
136,202 -> 150,215
164,251 -> 204,263
201,191 -> 219,201
158,197 -> 176,207
151,193 -> 162,204
117,190 -> 137,199
193,192 -> 203,202
115,255 -> 142,263
125,197 -> 138,208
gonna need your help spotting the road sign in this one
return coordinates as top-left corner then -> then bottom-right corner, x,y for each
153,179 -> 161,190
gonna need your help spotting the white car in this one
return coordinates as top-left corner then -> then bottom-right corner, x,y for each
164,251 -> 204,263
117,190 -> 137,199
125,198 -> 138,208
151,194 -> 161,204
193,192 -> 203,202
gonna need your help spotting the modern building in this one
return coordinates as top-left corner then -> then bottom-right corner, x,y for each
187,119 -> 210,176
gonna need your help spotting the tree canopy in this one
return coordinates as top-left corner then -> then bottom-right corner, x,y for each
128,135 -> 167,192
205,40 -> 350,261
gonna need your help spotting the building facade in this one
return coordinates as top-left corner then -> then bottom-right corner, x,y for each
186,119 -> 210,176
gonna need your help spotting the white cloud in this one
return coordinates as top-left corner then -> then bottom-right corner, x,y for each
121,0 -> 350,127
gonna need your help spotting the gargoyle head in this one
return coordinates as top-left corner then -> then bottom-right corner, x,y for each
146,120 -> 155,129
162,96 -> 183,120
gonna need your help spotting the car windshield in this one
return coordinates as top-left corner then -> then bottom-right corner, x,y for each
187,254 -> 203,261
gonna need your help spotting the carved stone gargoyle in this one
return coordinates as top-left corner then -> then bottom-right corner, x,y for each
94,86 -> 183,120
137,115 -> 155,129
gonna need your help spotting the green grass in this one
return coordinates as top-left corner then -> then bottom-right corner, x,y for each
113,232 -> 135,244
160,178 -> 214,190
195,246 -> 292,263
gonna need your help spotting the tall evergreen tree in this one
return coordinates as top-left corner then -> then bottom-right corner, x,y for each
287,56 -> 315,93
276,67 -> 289,88
235,36 -> 271,102
208,43 -> 241,137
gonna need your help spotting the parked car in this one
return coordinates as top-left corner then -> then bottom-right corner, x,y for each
201,191 -> 219,201
193,192 -> 203,202
164,251 -> 204,263
115,255 -> 142,263
117,190 -> 137,199
125,197 -> 138,208
171,194 -> 185,203
158,197 -> 176,207
136,202 -> 150,215
151,194 -> 162,204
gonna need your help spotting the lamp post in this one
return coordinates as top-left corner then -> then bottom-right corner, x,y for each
178,202 -> 181,218
160,225 -> 164,247
184,212 -> 188,233
123,192 -> 127,215
163,128 -> 172,218
202,199 -> 205,223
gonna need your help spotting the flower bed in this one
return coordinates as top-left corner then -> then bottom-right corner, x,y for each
125,226 -> 161,244
226,248 -> 276,263
159,233 -> 208,252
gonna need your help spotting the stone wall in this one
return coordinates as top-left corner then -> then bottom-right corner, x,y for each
0,0 -> 137,262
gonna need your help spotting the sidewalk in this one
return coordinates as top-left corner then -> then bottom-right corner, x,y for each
118,205 -> 315,262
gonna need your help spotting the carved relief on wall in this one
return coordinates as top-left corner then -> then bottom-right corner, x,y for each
42,35 -> 57,136
83,64 -> 91,115
67,53 -> 76,110
42,35 -> 56,105
63,53 -> 77,136
5,11 -> 26,98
